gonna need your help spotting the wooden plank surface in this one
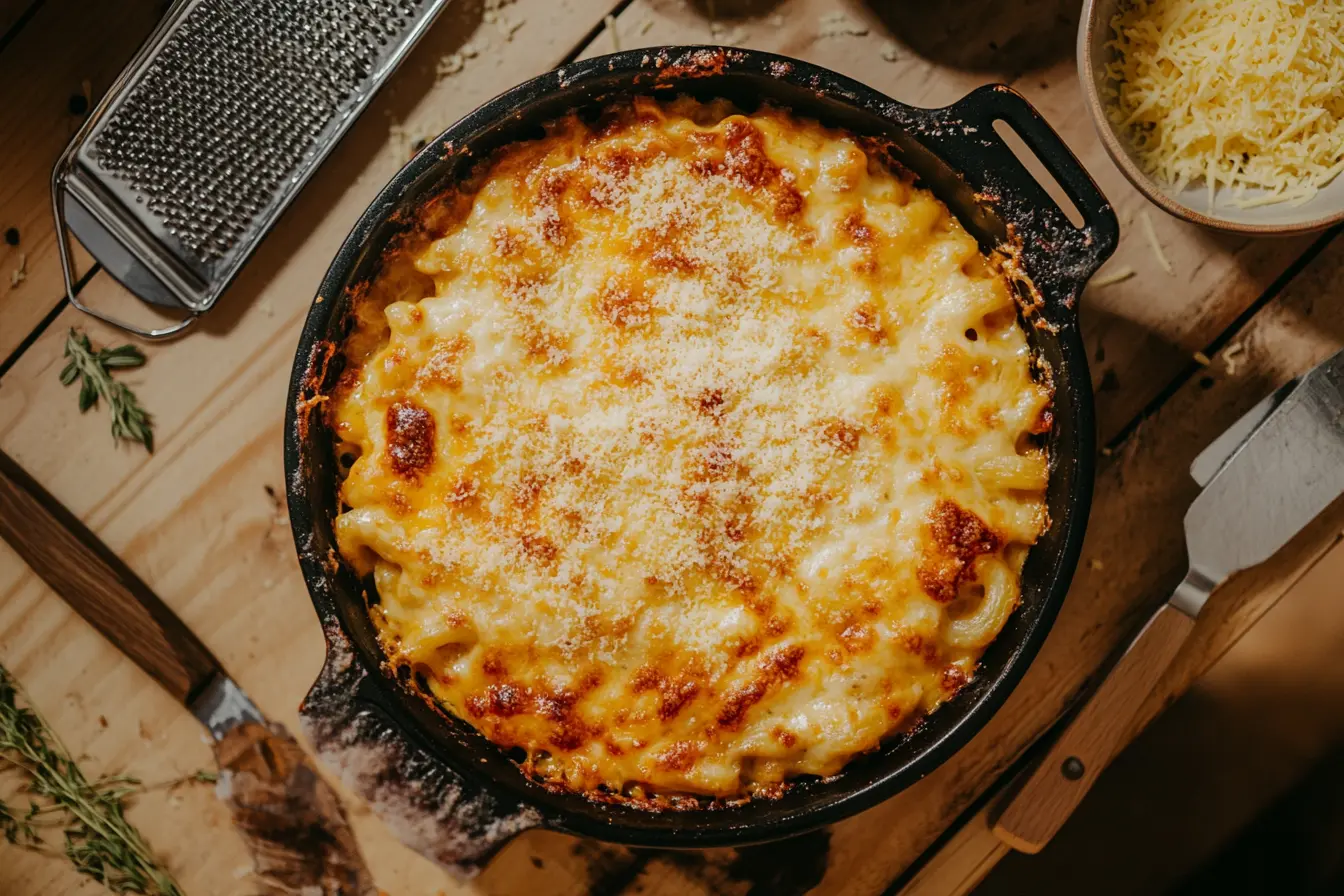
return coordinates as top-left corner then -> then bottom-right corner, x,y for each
0,0 -> 1340,894
0,2 -> 625,893
0,0 -> 36,45
0,0 -> 162,362
976,541 -> 1344,894
901,236 -> 1344,896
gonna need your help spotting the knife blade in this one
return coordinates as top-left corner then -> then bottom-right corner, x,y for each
1189,374 -> 1298,488
0,450 -> 376,894
1174,349 -> 1344,614
994,346 -> 1344,853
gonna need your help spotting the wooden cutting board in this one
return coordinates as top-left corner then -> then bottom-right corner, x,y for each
0,1 -> 1341,894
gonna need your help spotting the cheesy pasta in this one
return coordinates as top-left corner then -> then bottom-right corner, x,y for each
329,97 -> 1052,800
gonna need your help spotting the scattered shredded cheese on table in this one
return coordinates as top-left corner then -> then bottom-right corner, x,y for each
1140,210 -> 1174,275
1107,0 -> 1344,207
1090,265 -> 1136,288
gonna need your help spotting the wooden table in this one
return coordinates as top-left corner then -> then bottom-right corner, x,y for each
2,1 -> 1341,893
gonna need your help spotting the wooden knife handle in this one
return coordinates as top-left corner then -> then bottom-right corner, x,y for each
992,603 -> 1196,853
0,450 -> 221,705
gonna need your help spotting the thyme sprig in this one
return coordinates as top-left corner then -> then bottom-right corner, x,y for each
59,329 -> 154,452
0,663 -> 182,895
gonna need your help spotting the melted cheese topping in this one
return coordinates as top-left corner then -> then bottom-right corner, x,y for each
330,97 -> 1051,800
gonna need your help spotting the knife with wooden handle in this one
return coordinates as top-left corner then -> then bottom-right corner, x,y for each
0,449 -> 376,894
993,348 -> 1344,853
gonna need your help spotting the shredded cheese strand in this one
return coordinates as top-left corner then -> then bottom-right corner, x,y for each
1108,0 -> 1344,208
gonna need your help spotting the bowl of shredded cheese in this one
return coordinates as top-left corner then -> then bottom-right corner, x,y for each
1081,0 -> 1344,233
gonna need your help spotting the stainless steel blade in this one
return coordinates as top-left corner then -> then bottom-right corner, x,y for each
1172,348 -> 1344,616
1190,375 -> 1298,487
191,673 -> 265,741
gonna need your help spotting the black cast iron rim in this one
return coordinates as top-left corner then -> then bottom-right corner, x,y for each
285,46 -> 1117,848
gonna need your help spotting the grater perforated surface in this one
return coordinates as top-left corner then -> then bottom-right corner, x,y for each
88,0 -> 433,267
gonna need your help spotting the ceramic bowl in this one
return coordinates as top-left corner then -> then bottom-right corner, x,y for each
1080,0 -> 1344,234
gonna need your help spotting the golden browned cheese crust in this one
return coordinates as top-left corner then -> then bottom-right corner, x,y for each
329,97 -> 1052,800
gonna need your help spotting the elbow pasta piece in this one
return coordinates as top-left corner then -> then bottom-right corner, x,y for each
946,557 -> 1021,649
326,97 -> 1052,801
977,452 -> 1049,491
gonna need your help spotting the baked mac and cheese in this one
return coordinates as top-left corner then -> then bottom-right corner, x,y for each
329,97 -> 1052,800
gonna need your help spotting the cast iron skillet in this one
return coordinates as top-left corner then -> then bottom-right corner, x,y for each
285,47 -> 1118,870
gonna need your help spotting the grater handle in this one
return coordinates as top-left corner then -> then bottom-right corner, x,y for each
51,158 -> 196,341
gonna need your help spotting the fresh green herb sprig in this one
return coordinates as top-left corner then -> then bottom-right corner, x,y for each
59,329 -> 154,452
0,663 -> 182,895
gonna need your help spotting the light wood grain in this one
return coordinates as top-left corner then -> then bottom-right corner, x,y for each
0,449 -> 221,704
0,2 -> 624,894
0,0 -> 1341,894
899,234 -> 1344,895
905,531 -> 1344,896
992,603 -> 1196,853
0,0 -> 162,361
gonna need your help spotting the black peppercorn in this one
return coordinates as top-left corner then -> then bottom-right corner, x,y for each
68,93 -> 89,116
3,228 -> 17,247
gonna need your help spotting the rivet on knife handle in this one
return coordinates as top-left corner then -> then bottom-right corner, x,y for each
0,450 -> 221,705
991,601 -> 1195,852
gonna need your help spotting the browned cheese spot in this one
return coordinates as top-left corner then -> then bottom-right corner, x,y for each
466,682 -> 526,718
773,179 -> 805,220
917,499 -> 1001,603
512,470 -> 547,509
841,210 -> 878,273
697,440 -> 739,481
415,334 -> 471,390
722,119 -> 773,187
532,168 -> 571,245
841,210 -> 875,246
716,644 -> 805,730
385,401 -> 435,477
847,302 -> 886,343
870,385 -> 899,417
481,650 -> 507,677
654,740 -> 698,771
897,634 -> 940,668
696,387 -> 727,419
818,418 -> 862,454
523,323 -> 569,366
597,280 -> 653,328
694,118 -> 806,221
658,677 -> 701,721
630,665 -> 661,693
650,244 -> 699,274
942,665 -> 969,694
723,514 -> 749,543
519,532 -> 558,568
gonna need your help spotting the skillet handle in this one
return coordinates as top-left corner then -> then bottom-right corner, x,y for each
939,85 -> 1119,314
300,624 -> 542,877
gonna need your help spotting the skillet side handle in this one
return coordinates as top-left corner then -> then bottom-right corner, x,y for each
300,624 -> 543,877
943,85 -> 1120,313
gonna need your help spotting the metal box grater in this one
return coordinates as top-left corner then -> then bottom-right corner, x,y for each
52,0 -> 451,338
